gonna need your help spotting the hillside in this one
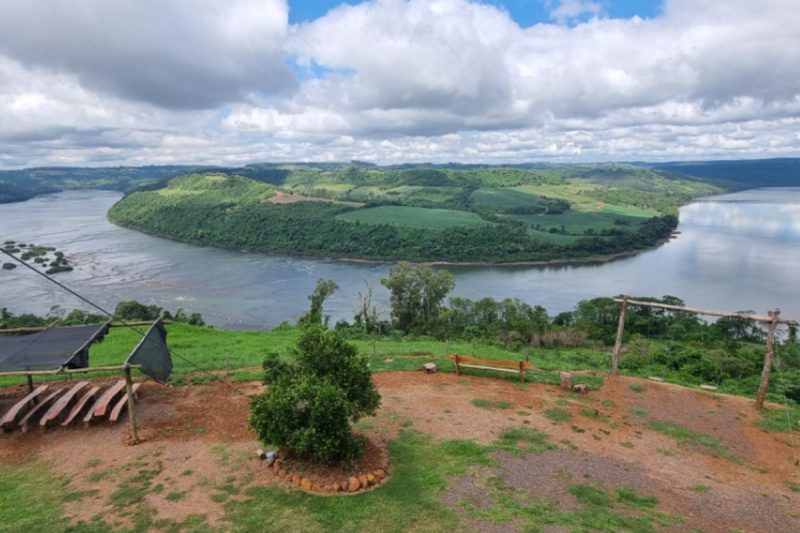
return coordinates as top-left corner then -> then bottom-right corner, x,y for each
107,166 -> 719,263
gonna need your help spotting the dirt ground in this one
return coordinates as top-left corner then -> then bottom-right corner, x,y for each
0,372 -> 798,532
265,190 -> 364,207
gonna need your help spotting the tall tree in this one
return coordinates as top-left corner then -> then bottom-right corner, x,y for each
381,262 -> 454,333
300,278 -> 339,326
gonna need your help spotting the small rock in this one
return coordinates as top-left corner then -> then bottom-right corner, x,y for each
312,482 -> 321,492
374,469 -> 386,480
358,474 -> 369,488
348,477 -> 360,492
339,480 -> 349,492
291,474 -> 301,486
366,473 -> 376,485
301,478 -> 312,490
256,448 -> 267,460
422,362 -> 437,373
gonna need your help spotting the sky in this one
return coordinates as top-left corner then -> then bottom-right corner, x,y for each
0,0 -> 798,169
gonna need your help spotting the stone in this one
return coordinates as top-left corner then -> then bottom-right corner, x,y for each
291,474 -> 301,486
366,473 -> 376,485
572,384 -> 589,394
340,480 -> 349,492
559,372 -> 572,390
312,482 -> 321,492
374,469 -> 386,480
423,362 -> 437,373
301,478 -> 312,490
256,448 -> 267,460
358,474 -> 369,488
348,477 -> 360,492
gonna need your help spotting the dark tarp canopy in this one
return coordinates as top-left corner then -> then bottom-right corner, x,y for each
125,319 -> 172,383
0,322 -> 110,372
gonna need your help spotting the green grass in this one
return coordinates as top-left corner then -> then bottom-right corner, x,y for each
649,420 -> 740,463
756,406 -> 800,433
336,206 -> 492,229
493,428 -> 556,455
692,484 -> 711,493
471,399 -> 513,410
629,384 -> 646,393
470,188 -> 551,209
509,211 -> 649,237
544,407 -> 573,422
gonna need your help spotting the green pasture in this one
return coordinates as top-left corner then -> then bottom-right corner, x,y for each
508,211 -> 647,236
336,206 -> 491,229
470,188 -> 551,209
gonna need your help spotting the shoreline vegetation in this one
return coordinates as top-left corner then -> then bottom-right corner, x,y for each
107,164 -> 705,264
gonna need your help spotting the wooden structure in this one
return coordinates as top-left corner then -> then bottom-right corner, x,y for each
449,354 -> 532,382
610,297 -> 798,410
0,380 -> 142,433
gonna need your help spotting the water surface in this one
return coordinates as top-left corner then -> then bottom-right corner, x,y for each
2,188 -> 799,328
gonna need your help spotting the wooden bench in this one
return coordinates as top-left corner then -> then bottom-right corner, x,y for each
449,354 -> 532,382
84,380 -> 126,425
108,383 -> 141,423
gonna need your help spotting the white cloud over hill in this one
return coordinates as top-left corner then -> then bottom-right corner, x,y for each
0,0 -> 798,167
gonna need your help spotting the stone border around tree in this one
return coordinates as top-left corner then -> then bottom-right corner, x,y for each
267,457 -> 391,495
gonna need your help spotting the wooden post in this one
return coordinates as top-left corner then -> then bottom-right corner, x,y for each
26,374 -> 34,393
454,354 -> 461,376
755,309 -> 780,411
123,365 -> 139,444
611,296 -> 628,375
518,361 -> 525,383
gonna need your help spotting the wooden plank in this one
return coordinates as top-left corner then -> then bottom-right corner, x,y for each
448,354 -> 532,370
40,381 -> 89,428
19,389 -> 64,433
614,298 -> 798,325
62,385 -> 100,427
85,380 -> 126,423
109,383 -> 141,423
0,385 -> 49,431
457,363 -> 522,375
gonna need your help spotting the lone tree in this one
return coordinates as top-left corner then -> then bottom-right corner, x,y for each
249,327 -> 380,463
381,262 -> 454,334
298,278 -> 339,326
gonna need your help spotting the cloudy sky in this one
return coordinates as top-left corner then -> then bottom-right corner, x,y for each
1,0 -> 798,169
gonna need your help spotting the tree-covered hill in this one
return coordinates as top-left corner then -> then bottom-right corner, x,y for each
107,167 -> 713,263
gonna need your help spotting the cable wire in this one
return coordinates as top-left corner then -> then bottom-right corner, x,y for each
1,248 -> 248,397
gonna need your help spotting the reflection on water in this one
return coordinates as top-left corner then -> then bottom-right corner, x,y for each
1,188 -> 799,328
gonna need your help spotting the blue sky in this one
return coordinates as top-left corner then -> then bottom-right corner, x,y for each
289,0 -> 663,26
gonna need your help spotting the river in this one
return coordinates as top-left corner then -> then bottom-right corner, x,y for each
2,188 -> 799,328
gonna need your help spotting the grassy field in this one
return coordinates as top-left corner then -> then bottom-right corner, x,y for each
509,211 -> 648,236
0,324 -> 606,389
336,206 -> 492,229
470,188 -> 551,210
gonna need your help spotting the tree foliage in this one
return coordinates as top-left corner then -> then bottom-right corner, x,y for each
381,263 -> 455,333
249,327 -> 380,463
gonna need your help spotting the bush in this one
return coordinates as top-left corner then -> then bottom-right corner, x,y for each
249,327 -> 380,463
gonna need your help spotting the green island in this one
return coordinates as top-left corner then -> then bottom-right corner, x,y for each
107,164 -> 724,263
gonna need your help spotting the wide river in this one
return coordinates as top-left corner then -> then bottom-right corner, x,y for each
2,188 -> 799,328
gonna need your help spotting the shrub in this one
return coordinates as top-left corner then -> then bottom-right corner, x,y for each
249,327 -> 381,463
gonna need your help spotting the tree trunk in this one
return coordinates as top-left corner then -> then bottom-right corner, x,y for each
755,309 -> 780,411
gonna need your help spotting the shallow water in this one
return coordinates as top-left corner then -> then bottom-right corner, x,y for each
2,188 -> 799,328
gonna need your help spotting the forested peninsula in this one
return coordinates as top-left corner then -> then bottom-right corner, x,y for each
107,163 -> 723,264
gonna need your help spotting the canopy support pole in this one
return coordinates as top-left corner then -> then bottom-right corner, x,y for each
124,365 -> 139,444
611,296 -> 628,375
26,374 -> 33,394
755,309 -> 781,411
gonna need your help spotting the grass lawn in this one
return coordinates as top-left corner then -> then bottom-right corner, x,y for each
336,206 -> 492,230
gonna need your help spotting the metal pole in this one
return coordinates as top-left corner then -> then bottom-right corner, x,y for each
755,309 -> 780,411
611,296 -> 628,375
124,365 -> 139,444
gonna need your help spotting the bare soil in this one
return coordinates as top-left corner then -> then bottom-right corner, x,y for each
266,191 -> 364,207
0,373 -> 797,532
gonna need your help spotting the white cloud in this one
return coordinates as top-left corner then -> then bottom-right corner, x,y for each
0,0 -> 798,168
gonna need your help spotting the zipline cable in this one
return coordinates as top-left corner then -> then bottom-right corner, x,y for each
1,247 -> 249,397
